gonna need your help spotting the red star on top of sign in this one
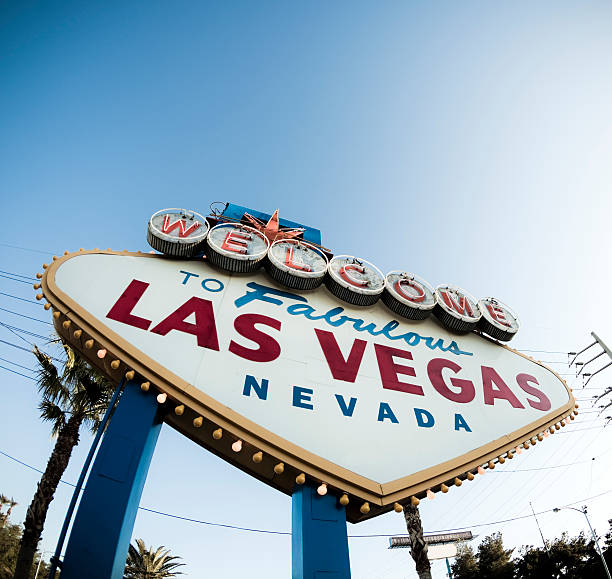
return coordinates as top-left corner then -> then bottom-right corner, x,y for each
243,209 -> 305,244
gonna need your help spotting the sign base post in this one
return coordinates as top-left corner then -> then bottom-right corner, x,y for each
292,484 -> 351,578
60,382 -> 162,579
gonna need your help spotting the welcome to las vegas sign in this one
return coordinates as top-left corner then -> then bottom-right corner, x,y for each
36,206 -> 576,522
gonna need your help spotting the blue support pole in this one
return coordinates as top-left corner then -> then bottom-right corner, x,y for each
47,378 -> 126,579
292,485 -> 351,578
60,382 -> 162,579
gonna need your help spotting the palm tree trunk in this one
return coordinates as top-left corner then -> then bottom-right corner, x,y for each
403,503 -> 432,579
13,414 -> 82,579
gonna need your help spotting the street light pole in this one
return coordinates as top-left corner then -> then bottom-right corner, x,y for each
553,506 -> 611,579
34,550 -> 53,579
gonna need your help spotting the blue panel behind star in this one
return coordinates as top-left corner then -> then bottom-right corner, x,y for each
221,203 -> 322,245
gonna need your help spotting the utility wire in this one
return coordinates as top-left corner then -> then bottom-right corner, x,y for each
0,290 -> 42,305
0,337 -> 62,362
1,447 -> 609,539
0,323 -> 49,341
0,273 -> 36,285
0,307 -> 53,325
0,241 -> 57,255
0,364 -> 36,381
0,269 -> 36,280
0,355 -> 35,372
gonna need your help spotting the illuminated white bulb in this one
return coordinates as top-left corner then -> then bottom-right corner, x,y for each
477,466 -> 485,475
317,483 -> 328,496
516,446 -> 523,454
426,489 -> 435,500
232,440 -> 243,452
156,393 -> 167,404
544,431 -> 550,438
97,349 -> 107,359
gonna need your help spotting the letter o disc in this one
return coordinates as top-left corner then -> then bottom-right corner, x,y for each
433,284 -> 482,333
206,223 -> 269,273
478,297 -> 519,341
326,255 -> 385,306
382,271 -> 435,320
147,208 -> 210,257
266,240 -> 328,290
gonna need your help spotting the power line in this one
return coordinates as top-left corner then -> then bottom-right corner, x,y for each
0,269 -> 36,281
0,364 -> 36,381
0,273 -> 36,285
489,458 -> 593,472
0,320 -> 36,347
559,426 -> 608,434
0,241 -> 56,255
1,446 -> 609,539
0,307 -> 53,325
516,349 -> 569,354
0,337 -> 34,354
0,337 -> 62,362
0,290 -> 42,305
0,322 -> 50,341
0,355 -> 35,373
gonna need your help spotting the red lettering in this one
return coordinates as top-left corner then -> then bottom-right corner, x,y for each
150,297 -> 220,350
375,344 -> 423,396
162,215 -> 201,238
339,264 -> 368,287
106,279 -> 152,330
394,279 -> 425,303
486,304 -> 510,327
427,358 -> 475,403
441,290 -> 474,317
314,329 -> 367,382
221,230 -> 251,254
482,366 -> 524,408
284,245 -> 312,272
229,314 -> 281,362
516,373 -> 551,411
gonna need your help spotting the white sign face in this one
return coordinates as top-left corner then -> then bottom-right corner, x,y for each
43,251 -> 575,521
427,543 -> 458,561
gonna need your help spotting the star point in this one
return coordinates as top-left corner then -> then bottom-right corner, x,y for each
243,209 -> 305,244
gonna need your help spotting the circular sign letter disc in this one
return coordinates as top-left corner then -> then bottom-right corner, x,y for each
147,208 -> 210,257
478,297 -> 520,341
326,255 -> 385,306
434,284 -> 482,333
206,223 -> 269,273
382,271 -> 436,320
267,239 -> 328,290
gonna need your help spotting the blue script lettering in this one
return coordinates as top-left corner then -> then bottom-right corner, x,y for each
235,282 -> 472,357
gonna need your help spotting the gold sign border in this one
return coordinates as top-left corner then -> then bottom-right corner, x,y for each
40,250 -> 576,523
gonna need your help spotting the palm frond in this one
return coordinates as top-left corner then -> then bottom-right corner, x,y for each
33,345 -> 70,406
124,538 -> 184,577
38,399 -> 67,436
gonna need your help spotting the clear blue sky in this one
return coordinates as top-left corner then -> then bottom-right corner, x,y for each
2,2 -> 612,577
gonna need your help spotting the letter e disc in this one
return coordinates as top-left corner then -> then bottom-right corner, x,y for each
478,297 -> 519,341
206,223 -> 269,273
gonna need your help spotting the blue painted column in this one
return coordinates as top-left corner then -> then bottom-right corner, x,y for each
60,381 -> 163,579
292,485 -> 351,578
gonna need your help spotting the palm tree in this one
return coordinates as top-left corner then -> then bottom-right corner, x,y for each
0,496 -> 17,528
403,503 -> 432,579
124,539 -> 184,578
13,344 -> 115,579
